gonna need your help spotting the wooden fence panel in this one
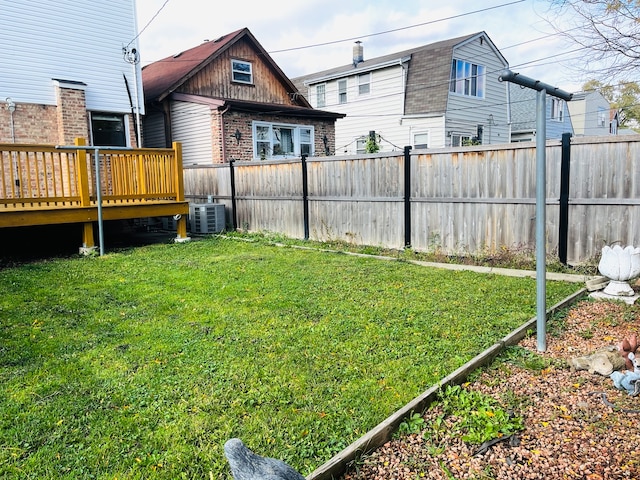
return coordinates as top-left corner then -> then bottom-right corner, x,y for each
183,136 -> 640,263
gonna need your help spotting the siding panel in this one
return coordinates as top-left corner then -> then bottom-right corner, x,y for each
0,0 -> 142,113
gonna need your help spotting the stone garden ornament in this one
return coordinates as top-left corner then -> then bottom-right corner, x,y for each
591,245 -> 640,304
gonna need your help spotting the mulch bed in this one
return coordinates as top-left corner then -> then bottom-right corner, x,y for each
342,298 -> 640,480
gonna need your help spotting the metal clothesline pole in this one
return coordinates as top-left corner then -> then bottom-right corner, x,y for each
498,69 -> 573,352
56,145 -> 135,256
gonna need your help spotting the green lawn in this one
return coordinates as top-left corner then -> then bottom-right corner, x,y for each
0,236 -> 579,479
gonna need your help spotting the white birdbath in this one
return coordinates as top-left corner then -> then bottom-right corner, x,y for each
591,245 -> 640,304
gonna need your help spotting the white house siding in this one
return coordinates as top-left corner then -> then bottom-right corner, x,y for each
402,116 -> 446,149
308,65 -> 408,154
0,0 -> 143,115
170,101 -> 213,165
446,37 -> 509,145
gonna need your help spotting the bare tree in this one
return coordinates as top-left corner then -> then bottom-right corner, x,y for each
545,1 -> 640,79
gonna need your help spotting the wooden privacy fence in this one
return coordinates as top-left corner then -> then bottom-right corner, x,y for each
183,135 -> 640,264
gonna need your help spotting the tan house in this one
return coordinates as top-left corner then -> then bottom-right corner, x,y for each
142,28 -> 344,164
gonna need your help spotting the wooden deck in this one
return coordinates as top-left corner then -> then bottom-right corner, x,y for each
1,139 -> 189,252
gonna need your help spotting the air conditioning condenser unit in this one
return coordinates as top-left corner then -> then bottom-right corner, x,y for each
189,203 -> 226,234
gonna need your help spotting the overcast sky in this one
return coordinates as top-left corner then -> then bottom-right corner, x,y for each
134,0 -> 586,92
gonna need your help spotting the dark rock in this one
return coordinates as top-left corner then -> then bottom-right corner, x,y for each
224,438 -> 306,480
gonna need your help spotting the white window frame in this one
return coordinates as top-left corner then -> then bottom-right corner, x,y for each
231,59 -> 253,84
338,79 -> 347,104
412,130 -> 429,149
450,133 -> 472,147
598,107 -> 607,127
316,84 -> 326,108
252,121 -> 314,159
551,98 -> 564,122
449,59 -> 485,98
358,73 -> 371,96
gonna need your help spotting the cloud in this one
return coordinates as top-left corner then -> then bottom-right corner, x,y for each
135,0 -> 586,92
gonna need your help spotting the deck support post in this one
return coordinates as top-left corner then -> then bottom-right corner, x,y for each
172,142 -> 190,244
174,214 -> 190,243
79,222 -> 97,255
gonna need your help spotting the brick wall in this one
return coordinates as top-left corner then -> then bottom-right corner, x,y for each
0,87 -> 137,147
55,86 -> 89,145
221,111 -> 337,162
0,102 -> 59,144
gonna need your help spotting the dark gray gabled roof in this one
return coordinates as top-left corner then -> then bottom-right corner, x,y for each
292,32 -> 505,115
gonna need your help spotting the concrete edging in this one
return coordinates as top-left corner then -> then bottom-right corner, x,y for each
306,288 -> 588,480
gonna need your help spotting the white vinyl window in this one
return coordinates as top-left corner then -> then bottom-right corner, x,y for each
451,134 -> 472,147
449,59 -> 485,98
338,79 -> 347,104
253,122 -> 314,159
231,59 -> 253,84
598,107 -> 607,127
316,84 -> 326,108
358,73 -> 371,95
551,98 -> 565,121
412,131 -> 429,149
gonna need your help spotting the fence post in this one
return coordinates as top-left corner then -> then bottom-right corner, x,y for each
229,159 -> 237,230
301,154 -> 309,240
558,132 -> 572,264
404,146 -> 412,248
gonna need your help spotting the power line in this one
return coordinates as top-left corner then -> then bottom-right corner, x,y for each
268,0 -> 526,54
127,0 -> 171,48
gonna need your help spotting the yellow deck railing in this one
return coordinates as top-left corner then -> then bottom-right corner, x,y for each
0,139 -> 189,250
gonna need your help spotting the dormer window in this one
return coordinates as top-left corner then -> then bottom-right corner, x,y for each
449,59 -> 485,98
231,59 -> 253,84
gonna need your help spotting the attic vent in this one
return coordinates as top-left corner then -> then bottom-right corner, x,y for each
213,36 -> 225,43
173,51 -> 183,58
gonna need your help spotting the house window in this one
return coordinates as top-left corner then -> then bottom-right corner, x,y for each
551,98 -> 564,122
598,107 -> 607,127
231,59 -> 253,84
338,79 -> 347,104
253,122 -> 314,159
90,112 -> 127,146
316,84 -> 326,108
412,131 -> 429,149
451,134 -> 472,147
449,59 -> 485,98
358,73 -> 370,95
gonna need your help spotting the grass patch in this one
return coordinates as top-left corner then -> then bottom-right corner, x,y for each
0,236 -> 579,478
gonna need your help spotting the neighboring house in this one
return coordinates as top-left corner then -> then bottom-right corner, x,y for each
567,90 -> 611,137
509,84 -> 574,142
0,0 -> 143,147
291,32 -> 510,153
142,28 -> 344,164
